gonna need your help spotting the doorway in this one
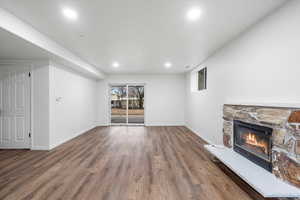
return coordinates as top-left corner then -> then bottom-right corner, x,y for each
0,66 -> 31,149
110,84 -> 145,125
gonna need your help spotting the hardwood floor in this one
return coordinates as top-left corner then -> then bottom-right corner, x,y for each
0,126 -> 275,200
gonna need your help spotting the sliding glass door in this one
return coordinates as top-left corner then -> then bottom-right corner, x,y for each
110,85 -> 127,124
110,84 -> 144,125
128,86 -> 144,124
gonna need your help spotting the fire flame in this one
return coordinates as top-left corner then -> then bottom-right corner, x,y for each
245,133 -> 268,154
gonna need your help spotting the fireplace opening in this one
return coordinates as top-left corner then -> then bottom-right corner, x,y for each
233,120 -> 273,172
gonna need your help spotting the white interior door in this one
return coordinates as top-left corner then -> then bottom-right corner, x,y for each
0,66 -> 30,149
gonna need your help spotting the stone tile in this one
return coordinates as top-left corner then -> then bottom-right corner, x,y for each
286,138 -> 296,154
273,129 -> 287,146
223,120 -> 232,136
289,110 -> 300,123
234,111 -> 256,121
256,108 -> 290,116
272,151 -> 300,188
296,139 -> 300,156
256,108 -> 290,126
239,106 -> 258,113
223,106 -> 236,120
287,123 -> 300,134
223,134 -> 232,148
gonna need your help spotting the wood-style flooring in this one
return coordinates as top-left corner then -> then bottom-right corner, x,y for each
0,126 -> 277,200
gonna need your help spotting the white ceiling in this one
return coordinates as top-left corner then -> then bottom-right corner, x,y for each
0,0 -> 287,74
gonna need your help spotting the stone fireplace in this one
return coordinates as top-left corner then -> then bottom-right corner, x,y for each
223,104 -> 300,189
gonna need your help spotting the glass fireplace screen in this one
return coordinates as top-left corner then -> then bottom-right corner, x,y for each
235,126 -> 271,162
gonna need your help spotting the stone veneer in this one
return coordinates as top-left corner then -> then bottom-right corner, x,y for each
223,104 -> 300,191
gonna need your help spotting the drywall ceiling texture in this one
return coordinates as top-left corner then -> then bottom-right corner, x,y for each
185,0 -> 300,145
0,0 -> 286,74
96,74 -> 185,126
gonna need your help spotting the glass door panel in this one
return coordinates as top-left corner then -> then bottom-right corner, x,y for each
128,86 -> 144,124
111,85 -> 127,124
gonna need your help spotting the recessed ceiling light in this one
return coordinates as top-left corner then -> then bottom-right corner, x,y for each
112,62 -> 120,68
187,7 -> 202,21
164,62 -> 172,68
62,8 -> 78,20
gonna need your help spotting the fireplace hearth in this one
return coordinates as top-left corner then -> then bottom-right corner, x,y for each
233,120 -> 273,172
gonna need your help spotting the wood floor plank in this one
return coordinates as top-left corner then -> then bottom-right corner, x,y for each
0,126 -> 276,200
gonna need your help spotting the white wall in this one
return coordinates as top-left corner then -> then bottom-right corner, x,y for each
31,62 -> 50,150
185,0 -> 300,145
31,61 -> 98,150
49,62 -> 97,149
97,74 -> 185,126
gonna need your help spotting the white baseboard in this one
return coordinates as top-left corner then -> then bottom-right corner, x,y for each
96,123 -> 185,127
0,147 -> 32,149
96,123 -> 109,126
49,125 -> 96,150
184,124 -> 215,145
31,145 -> 50,151
145,123 -> 185,126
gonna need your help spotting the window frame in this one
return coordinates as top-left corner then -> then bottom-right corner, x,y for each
198,67 -> 207,91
